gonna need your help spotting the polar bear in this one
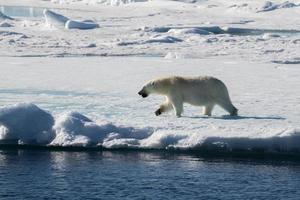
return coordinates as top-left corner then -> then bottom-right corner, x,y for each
138,76 -> 238,117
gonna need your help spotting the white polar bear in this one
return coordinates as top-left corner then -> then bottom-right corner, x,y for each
138,76 -> 238,117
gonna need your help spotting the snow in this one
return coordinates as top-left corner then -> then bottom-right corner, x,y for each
51,111 -> 151,146
0,99 -> 299,153
0,103 -> 54,144
0,0 -> 299,155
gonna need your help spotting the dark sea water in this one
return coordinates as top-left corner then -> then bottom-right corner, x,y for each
1,149 -> 300,200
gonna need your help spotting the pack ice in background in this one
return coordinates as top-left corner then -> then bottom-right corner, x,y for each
0,0 -> 299,156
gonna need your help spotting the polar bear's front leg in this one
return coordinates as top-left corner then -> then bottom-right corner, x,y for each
166,93 -> 183,117
155,101 -> 172,116
169,96 -> 183,117
173,102 -> 183,117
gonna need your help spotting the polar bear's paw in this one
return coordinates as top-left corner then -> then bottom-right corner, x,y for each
230,107 -> 238,116
155,109 -> 162,116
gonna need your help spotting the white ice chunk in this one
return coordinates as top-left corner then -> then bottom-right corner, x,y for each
65,19 -> 99,30
258,1 -> 299,12
51,111 -> 151,146
0,103 -> 54,144
43,9 -> 99,30
43,9 -> 69,28
0,11 -> 13,20
51,111 -> 107,146
0,22 -> 13,27
168,28 -> 211,35
145,36 -> 183,43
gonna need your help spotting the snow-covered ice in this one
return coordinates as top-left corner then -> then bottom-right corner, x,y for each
0,0 -> 299,154
0,56 -> 298,154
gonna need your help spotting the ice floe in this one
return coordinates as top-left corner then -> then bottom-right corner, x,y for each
0,103 -> 299,155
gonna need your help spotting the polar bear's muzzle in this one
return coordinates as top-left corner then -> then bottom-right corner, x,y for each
138,90 -> 148,98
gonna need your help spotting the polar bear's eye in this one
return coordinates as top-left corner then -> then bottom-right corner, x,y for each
150,81 -> 155,86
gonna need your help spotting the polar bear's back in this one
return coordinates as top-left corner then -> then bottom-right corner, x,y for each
169,76 -> 226,90
165,76 -> 231,105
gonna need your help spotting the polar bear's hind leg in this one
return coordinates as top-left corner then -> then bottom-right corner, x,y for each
218,101 -> 238,116
230,106 -> 238,116
203,104 -> 214,116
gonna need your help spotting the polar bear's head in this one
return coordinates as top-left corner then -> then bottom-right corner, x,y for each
139,78 -> 172,98
138,81 -> 156,98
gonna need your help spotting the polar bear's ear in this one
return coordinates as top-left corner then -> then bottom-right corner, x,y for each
147,81 -> 155,87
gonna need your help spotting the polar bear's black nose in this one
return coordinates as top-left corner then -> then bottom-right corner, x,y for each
138,91 -> 148,98
141,93 -> 148,98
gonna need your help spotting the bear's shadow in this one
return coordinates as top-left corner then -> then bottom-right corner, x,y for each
185,115 -> 285,120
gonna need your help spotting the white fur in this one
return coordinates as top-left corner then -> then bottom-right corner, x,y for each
139,76 -> 238,117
